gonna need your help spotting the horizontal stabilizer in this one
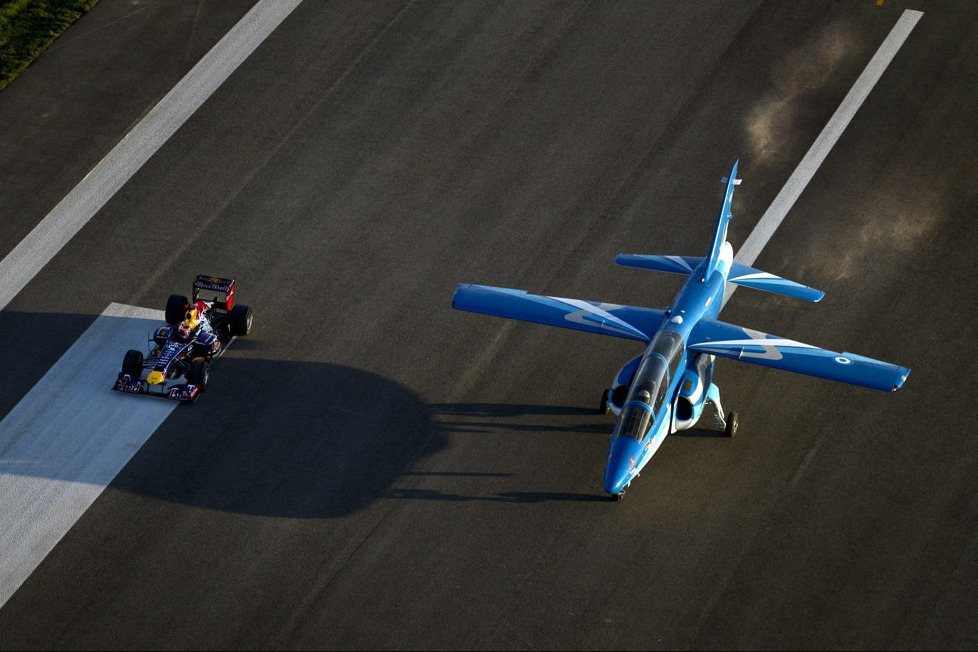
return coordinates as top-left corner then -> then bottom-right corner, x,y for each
615,255 -> 824,303
615,254 -> 702,275
728,261 -> 824,302
452,284 -> 666,342
688,318 -> 909,392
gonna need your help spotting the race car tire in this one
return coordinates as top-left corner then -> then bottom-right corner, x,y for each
187,359 -> 209,389
229,304 -> 253,336
166,294 -> 189,325
123,349 -> 143,376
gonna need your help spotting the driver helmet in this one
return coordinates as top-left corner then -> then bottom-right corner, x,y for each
176,321 -> 193,341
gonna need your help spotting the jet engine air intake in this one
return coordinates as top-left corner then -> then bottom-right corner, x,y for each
675,353 -> 713,429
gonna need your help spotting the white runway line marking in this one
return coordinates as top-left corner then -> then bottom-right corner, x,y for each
725,9 -> 923,306
0,303 -> 175,607
0,0 -> 303,312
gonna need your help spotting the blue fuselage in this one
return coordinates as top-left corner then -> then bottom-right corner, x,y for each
603,245 -> 732,495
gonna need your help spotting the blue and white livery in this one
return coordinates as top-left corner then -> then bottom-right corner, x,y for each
451,161 -> 910,500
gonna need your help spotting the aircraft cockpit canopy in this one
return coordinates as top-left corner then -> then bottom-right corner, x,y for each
614,329 -> 685,441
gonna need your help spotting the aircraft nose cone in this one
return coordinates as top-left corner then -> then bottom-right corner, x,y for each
604,435 -> 642,496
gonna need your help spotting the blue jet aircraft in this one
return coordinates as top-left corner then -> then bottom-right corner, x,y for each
451,161 -> 910,500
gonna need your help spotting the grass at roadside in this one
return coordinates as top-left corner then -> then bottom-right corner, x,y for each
0,0 -> 98,91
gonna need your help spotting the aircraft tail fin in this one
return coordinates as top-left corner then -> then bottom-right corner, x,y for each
702,160 -> 741,281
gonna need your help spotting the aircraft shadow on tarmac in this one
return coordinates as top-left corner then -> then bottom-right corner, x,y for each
107,355 -> 452,519
428,402 -> 611,436
387,488 -> 610,503
110,369 -> 616,513
0,313 -> 628,516
0,310 -> 98,419
427,402 -> 727,438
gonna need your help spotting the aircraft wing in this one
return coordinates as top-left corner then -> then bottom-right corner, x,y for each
688,318 -> 910,391
452,284 -> 666,342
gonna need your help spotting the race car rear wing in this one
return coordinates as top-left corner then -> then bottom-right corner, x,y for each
193,275 -> 235,310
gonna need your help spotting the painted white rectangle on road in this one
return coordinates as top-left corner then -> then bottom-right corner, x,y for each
0,303 -> 176,607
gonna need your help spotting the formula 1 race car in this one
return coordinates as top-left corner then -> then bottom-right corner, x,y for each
113,275 -> 253,403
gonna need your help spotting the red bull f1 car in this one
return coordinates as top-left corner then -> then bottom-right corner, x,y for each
113,275 -> 253,403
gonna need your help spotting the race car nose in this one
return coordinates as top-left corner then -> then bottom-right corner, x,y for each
147,370 -> 165,385
604,435 -> 642,496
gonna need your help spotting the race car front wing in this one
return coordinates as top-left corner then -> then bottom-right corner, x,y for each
112,373 -> 202,403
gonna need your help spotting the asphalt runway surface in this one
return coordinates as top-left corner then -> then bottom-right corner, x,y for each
1,0 -> 976,648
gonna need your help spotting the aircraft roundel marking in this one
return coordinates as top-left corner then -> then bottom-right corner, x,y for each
835,356 -> 852,365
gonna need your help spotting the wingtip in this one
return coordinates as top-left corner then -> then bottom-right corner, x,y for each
892,368 -> 911,391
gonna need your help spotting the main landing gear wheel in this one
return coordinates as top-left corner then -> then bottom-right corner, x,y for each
599,389 -> 610,415
725,411 -> 739,438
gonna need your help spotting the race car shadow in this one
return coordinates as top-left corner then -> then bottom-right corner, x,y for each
110,357 -> 449,519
